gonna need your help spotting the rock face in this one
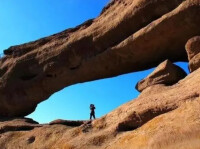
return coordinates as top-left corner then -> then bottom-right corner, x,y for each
185,36 -> 200,60
49,119 -> 86,126
108,98 -> 200,149
186,36 -> 200,72
136,60 -> 186,92
0,118 -> 41,134
0,67 -> 200,149
1,0 -> 200,117
189,53 -> 200,72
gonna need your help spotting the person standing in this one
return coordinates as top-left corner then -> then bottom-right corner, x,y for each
90,104 -> 96,120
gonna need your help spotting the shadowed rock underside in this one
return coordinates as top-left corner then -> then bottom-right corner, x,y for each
1,0 -> 200,117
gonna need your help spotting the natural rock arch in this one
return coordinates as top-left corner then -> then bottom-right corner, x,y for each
0,0 -> 200,117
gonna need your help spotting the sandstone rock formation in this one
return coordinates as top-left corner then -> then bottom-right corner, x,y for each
49,119 -> 86,126
0,118 -> 41,134
185,36 -> 200,60
1,0 -> 200,117
0,66 -> 199,149
186,36 -> 200,72
136,60 -> 186,92
108,98 -> 200,149
1,0 -> 200,148
189,53 -> 200,72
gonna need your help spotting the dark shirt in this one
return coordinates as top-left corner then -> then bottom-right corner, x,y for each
90,107 -> 95,113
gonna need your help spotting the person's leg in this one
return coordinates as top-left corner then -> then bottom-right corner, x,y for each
90,113 -> 92,120
93,113 -> 96,119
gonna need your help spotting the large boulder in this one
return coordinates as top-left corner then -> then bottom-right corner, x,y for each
136,60 -> 186,92
189,53 -> 200,72
185,36 -> 200,72
1,0 -> 200,117
185,36 -> 200,60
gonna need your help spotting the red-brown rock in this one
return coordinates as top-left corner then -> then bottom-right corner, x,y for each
0,0 -> 200,148
189,53 -> 200,72
185,36 -> 200,60
49,119 -> 85,126
0,0 -> 200,118
0,118 -> 41,134
0,64 -> 199,149
136,60 -> 186,92
186,36 -> 200,72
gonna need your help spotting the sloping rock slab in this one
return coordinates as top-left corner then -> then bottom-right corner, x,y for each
108,98 -> 200,149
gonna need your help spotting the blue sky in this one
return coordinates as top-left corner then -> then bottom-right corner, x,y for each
0,0 -> 189,123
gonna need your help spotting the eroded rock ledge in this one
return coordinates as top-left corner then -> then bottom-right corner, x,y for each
136,60 -> 186,92
0,0 -> 200,117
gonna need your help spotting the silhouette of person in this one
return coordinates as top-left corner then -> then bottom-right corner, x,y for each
90,104 -> 96,120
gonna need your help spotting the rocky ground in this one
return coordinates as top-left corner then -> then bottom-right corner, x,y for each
1,0 -> 200,148
0,65 -> 200,149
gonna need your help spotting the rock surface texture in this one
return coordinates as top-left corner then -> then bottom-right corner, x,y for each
189,53 -> 200,72
186,36 -> 200,72
185,36 -> 200,60
1,0 -> 200,117
136,60 -> 186,92
0,67 -> 200,149
49,119 -> 86,126
1,0 -> 200,148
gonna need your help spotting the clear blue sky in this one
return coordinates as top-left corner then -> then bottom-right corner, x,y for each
0,0 -> 189,123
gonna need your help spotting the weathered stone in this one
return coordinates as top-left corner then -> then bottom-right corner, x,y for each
26,136 -> 35,144
136,60 -> 186,92
185,36 -> 200,60
0,63 -> 199,149
108,98 -> 200,149
0,0 -> 200,118
189,53 -> 200,72
49,119 -> 85,126
0,118 -> 41,134
186,36 -> 200,72
0,0 -> 200,148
